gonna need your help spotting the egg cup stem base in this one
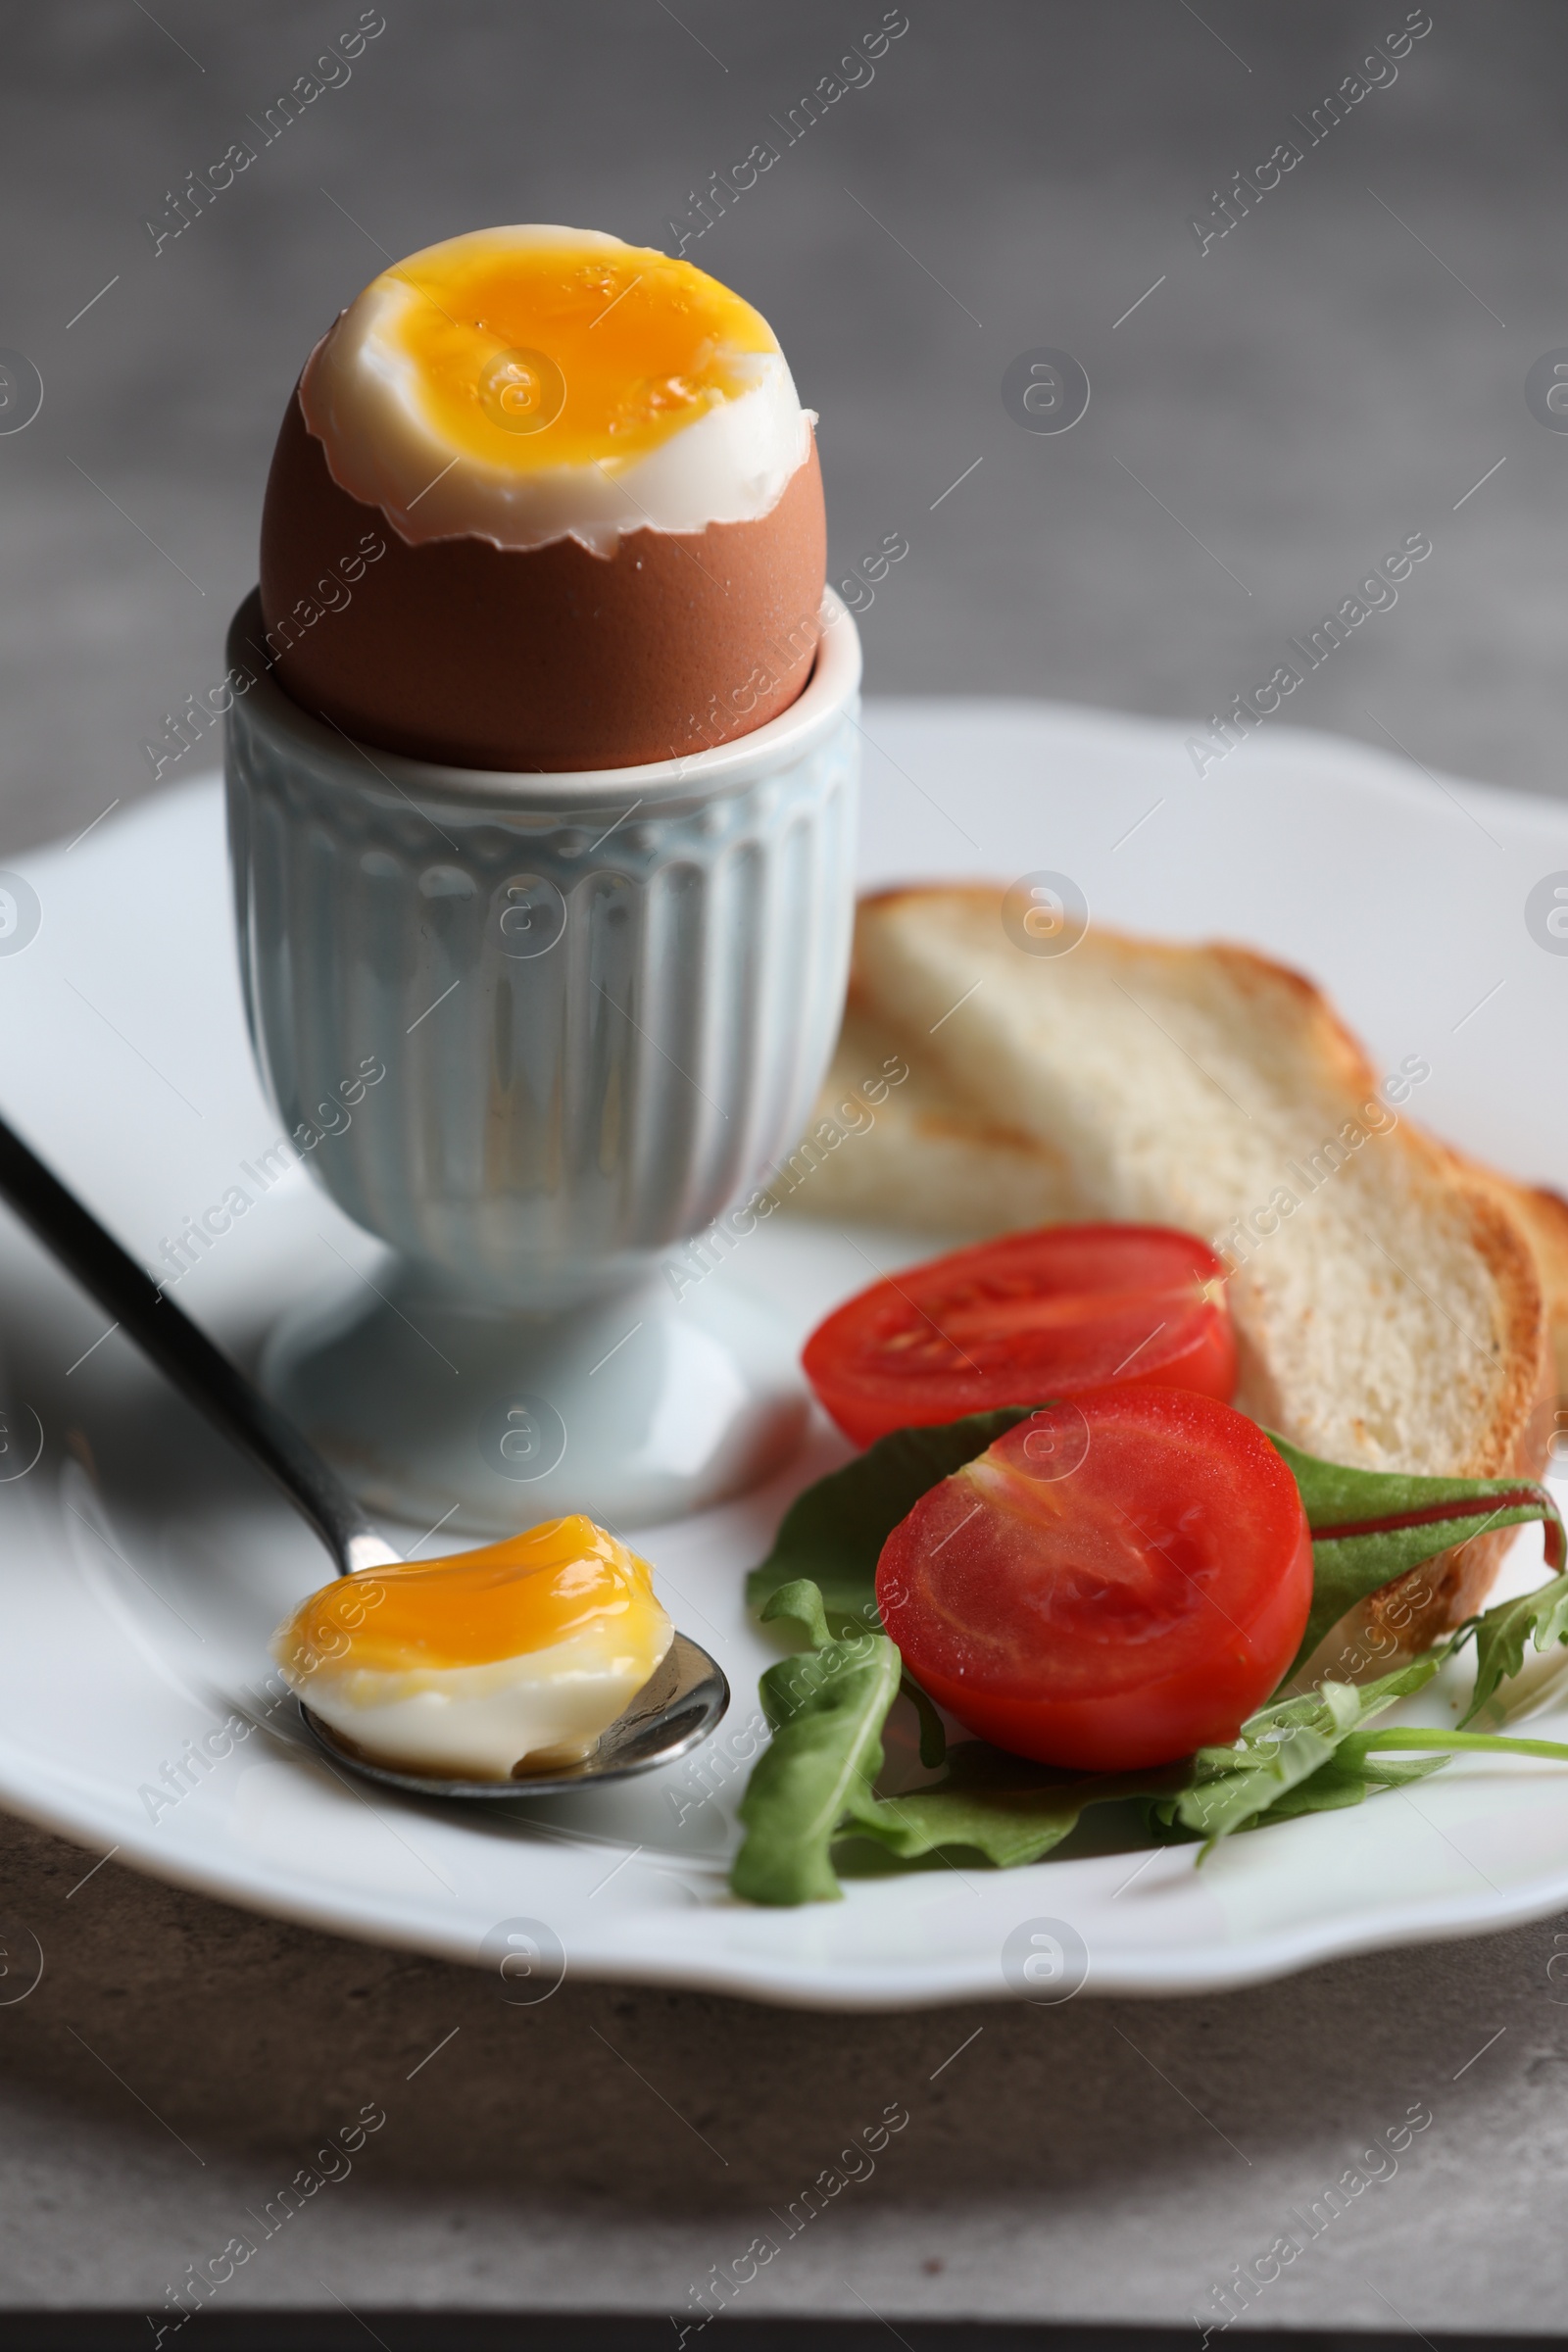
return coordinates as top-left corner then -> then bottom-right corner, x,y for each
259,1261 -> 808,1536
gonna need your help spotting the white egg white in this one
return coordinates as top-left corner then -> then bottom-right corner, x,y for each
287,1616 -> 674,1782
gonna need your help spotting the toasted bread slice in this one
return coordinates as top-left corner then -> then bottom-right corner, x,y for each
791,888 -> 1551,1650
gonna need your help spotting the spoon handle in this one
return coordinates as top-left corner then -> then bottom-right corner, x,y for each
0,1109 -> 398,1577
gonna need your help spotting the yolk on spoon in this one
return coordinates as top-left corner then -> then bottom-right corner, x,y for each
272,1514 -> 674,1782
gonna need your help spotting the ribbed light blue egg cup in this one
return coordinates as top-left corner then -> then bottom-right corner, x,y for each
223,589 -> 860,1534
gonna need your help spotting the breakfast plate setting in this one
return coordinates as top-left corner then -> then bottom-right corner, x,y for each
1,693 -> 1566,2010
4,226 -> 1568,2014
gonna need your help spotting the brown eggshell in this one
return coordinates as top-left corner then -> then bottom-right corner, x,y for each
257,390 -> 827,770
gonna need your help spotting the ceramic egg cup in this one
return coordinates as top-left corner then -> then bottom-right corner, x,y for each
223,591 -> 860,1535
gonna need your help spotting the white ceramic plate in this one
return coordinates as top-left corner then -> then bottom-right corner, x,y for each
2,699 -> 1568,2013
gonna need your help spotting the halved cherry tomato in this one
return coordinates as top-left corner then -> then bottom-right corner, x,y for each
804,1224 -> 1236,1447
875,1386 -> 1311,1771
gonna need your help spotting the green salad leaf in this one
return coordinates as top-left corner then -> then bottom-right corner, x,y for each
1253,1745 -> 1451,1822
850,1661 -> 1455,1874
1270,1433 -> 1563,1679
1449,1569 -> 1568,1726
730,1580 -> 902,1906
1155,1657 -> 1445,1846
850,1740 -> 1191,1871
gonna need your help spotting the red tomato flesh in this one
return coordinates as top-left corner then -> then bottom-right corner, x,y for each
804,1224 -> 1237,1447
875,1386 -> 1312,1771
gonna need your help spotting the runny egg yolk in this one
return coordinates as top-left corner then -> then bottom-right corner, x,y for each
380,233 -> 778,474
272,1514 -> 674,1782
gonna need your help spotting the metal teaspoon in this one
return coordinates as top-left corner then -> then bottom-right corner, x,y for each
0,1109 -> 729,1800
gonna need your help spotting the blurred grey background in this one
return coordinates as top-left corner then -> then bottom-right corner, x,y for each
7,1 -> 1568,2333
3,0 -> 1567,858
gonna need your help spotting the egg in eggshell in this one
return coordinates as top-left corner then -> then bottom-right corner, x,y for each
258,224 -> 828,770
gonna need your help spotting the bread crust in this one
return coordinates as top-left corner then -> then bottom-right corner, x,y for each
1476,1173 -> 1568,1396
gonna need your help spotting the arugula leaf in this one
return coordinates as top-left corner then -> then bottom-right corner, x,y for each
1158,1658 -> 1443,1847
840,1669 -> 1451,1876
1450,1572 -> 1568,1726
745,1405 -> 1038,1633
850,1740 -> 1190,1871
730,1580 -> 903,1906
756,1584 -> 947,1766
1344,1725 -> 1568,1768
1258,1747 -> 1450,1821
1269,1432 -> 1562,1678
845,1661 -> 1455,1879
758,1576 -> 833,1649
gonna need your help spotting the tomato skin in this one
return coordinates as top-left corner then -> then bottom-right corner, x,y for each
875,1386 -> 1313,1772
804,1224 -> 1237,1447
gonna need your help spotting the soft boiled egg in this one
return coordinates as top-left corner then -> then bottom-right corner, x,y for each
271,1513 -> 673,1782
258,224 -> 827,770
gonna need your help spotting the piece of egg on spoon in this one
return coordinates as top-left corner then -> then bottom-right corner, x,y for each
271,1514 -> 673,1782
259,223 -> 827,769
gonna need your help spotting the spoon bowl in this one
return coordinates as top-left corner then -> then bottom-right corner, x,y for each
0,1110 -> 731,1800
296,1631 -> 729,1798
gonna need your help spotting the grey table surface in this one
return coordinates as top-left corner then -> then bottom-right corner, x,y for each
3,0 -> 1568,2330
